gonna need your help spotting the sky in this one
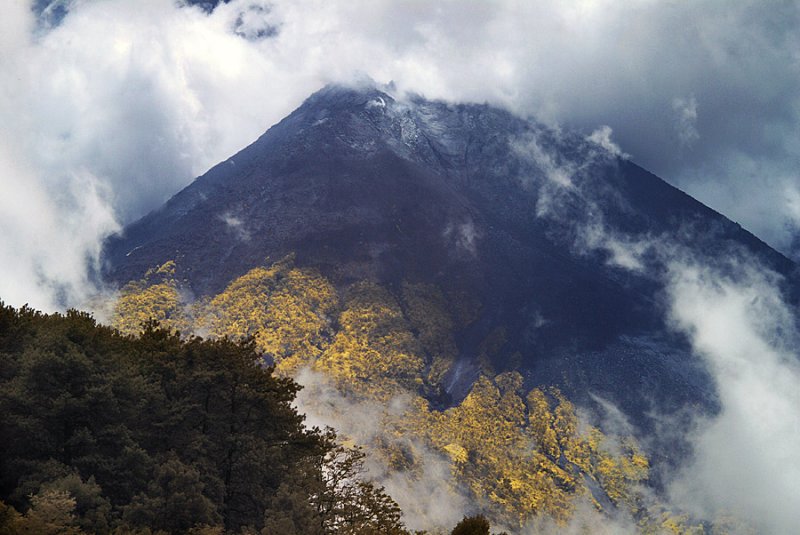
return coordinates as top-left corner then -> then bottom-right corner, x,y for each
2,1 -> 800,532
1,0 -> 799,309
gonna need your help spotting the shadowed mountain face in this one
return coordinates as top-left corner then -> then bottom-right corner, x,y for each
103,84 -> 796,431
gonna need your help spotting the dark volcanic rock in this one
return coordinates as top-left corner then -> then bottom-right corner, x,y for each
103,83 -> 796,432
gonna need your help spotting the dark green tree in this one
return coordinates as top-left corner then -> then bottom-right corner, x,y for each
0,303 -> 407,534
318,445 -> 407,535
451,515 -> 491,535
121,455 -> 220,532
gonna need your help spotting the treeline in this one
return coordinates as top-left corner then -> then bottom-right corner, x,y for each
0,303 -> 419,534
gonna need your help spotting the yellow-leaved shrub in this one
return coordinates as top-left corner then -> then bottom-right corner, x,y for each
314,282 -> 425,399
195,256 -> 338,374
112,261 -> 190,336
110,257 -> 686,530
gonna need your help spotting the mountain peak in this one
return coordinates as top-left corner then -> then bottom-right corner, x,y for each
103,85 -> 792,430
306,79 -> 396,104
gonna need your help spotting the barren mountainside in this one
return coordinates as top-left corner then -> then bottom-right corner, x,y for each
103,83 -> 796,437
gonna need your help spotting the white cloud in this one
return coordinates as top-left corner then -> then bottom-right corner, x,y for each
220,211 -> 250,242
587,125 -> 627,158
0,0 -> 119,310
3,0 -> 800,309
574,222 -> 646,271
1,2 -> 798,531
675,152 -> 800,254
0,153 -> 118,310
568,213 -> 800,533
672,95 -> 699,147
515,120 -> 800,531
665,256 -> 800,534
0,0 -> 319,310
443,220 -> 479,256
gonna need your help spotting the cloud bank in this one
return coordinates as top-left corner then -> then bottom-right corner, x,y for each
3,0 -> 800,309
2,5 -> 800,529
665,255 -> 800,534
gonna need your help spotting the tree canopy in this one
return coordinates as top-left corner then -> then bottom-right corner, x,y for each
0,303 -> 406,534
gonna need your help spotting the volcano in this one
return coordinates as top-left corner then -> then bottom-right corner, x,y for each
103,83 -> 796,435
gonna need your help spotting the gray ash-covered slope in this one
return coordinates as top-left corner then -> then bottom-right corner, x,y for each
104,83 -> 795,427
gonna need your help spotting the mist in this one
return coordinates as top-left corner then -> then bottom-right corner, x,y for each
2,1 -> 800,531
293,369 -> 470,532
664,254 -> 800,534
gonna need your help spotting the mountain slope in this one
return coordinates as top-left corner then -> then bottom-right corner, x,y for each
103,83 -> 796,431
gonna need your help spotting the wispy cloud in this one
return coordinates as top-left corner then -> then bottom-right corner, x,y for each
220,211 -> 251,242
672,96 -> 699,147
3,0 -> 800,308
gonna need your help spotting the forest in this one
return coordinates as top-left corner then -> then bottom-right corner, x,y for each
0,303 -> 429,534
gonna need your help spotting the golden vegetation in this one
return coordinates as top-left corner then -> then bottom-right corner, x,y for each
386,373 -> 651,527
112,261 -> 190,336
195,255 -> 338,375
111,257 -> 723,531
315,282 -> 425,399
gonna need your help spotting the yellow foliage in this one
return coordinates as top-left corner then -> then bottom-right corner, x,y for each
377,375 -> 657,528
579,434 -> 649,507
658,513 -> 705,535
112,261 -> 190,336
444,443 -> 469,464
526,389 -> 561,460
196,256 -> 338,374
380,374 -> 578,527
314,282 -> 425,399
111,257 -> 670,530
155,260 -> 177,276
